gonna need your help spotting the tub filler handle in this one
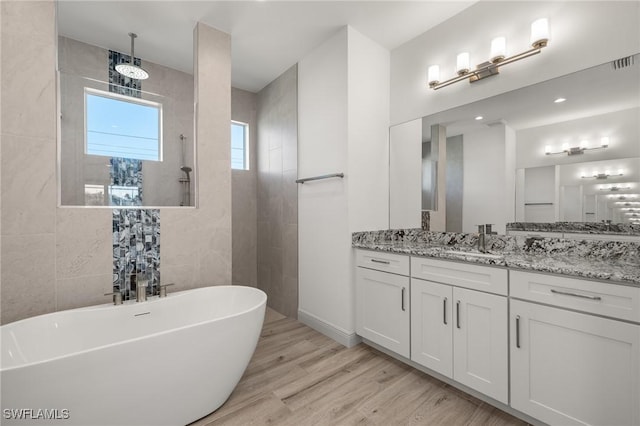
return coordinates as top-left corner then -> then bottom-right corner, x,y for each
159,283 -> 175,298
104,291 -> 123,305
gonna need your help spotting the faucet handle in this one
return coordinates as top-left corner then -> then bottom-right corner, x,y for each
104,291 -> 123,305
476,224 -> 486,234
485,224 -> 496,235
159,283 -> 175,298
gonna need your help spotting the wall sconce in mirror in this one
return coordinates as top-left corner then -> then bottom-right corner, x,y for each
545,137 -> 609,156
599,184 -> 632,191
581,169 -> 624,179
610,194 -> 639,200
427,18 -> 549,90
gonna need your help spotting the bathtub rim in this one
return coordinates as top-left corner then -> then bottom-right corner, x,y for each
1,285 -> 267,372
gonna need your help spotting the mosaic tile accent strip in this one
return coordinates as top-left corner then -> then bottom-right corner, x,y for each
108,50 -> 143,97
108,49 -> 144,205
421,211 -> 430,231
109,158 -> 143,206
112,209 -> 160,301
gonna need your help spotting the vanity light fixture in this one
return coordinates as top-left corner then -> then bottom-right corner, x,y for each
545,137 -> 609,156
427,18 -> 549,90
599,184 -> 632,192
581,169 -> 624,179
115,33 -> 149,80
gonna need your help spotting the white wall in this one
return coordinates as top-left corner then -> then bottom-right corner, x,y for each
462,124 -> 515,234
389,119 -> 421,229
298,26 -> 389,342
391,1 -> 640,125
298,27 -> 352,336
347,27 -> 390,232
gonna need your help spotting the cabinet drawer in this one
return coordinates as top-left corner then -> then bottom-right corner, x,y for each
356,249 -> 410,276
510,270 -> 640,323
411,257 -> 508,296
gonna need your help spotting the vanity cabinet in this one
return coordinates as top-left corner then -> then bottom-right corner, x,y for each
355,250 -> 410,358
410,258 -> 509,404
510,271 -> 640,425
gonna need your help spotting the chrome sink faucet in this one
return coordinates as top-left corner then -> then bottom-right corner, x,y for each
477,225 -> 486,253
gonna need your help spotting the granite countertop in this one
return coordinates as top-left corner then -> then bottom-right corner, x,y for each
506,221 -> 640,236
352,230 -> 640,287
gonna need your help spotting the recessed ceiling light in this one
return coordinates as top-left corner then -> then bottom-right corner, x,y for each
475,116 -> 483,120
554,97 -> 566,103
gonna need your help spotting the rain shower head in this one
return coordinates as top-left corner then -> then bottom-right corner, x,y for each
115,33 -> 149,80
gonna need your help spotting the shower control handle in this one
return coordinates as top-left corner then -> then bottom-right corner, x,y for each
104,291 -> 123,305
159,283 -> 175,298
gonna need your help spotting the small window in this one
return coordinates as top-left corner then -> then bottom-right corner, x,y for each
231,121 -> 249,170
85,88 -> 162,161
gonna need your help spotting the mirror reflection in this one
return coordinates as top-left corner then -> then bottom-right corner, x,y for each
57,26 -> 195,207
389,54 -> 640,234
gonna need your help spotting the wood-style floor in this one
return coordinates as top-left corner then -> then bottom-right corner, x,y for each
190,308 -> 528,426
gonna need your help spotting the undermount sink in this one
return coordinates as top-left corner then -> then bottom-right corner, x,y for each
443,250 -> 503,260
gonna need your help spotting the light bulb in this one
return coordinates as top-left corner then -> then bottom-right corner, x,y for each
618,169 -> 624,176
561,142 -> 570,152
544,145 -> 551,155
456,52 -> 470,75
490,37 -> 506,63
580,140 -> 588,149
601,136 -> 610,147
531,18 -> 549,48
428,65 -> 440,86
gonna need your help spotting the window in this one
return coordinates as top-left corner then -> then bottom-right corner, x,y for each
85,88 -> 162,161
231,121 -> 249,170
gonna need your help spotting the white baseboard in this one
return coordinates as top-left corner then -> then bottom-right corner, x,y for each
297,310 -> 362,348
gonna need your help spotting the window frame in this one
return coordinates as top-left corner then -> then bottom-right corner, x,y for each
84,87 -> 163,162
231,120 -> 249,170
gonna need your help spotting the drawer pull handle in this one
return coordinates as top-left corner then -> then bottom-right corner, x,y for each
456,300 -> 461,329
516,315 -> 521,348
443,297 -> 447,325
371,259 -> 391,265
401,287 -> 406,311
550,289 -> 602,301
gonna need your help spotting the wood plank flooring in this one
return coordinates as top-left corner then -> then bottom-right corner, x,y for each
190,308 -> 528,426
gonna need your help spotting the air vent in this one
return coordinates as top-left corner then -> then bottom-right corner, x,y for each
611,55 -> 635,70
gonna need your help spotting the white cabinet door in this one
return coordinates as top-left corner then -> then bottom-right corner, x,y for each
511,299 -> 640,426
356,267 -> 410,358
453,287 -> 508,404
410,278 -> 453,377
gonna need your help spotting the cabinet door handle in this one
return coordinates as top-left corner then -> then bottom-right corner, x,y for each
401,287 -> 406,311
371,259 -> 390,265
456,300 -> 461,329
516,315 -> 521,348
443,297 -> 447,325
550,289 -> 602,301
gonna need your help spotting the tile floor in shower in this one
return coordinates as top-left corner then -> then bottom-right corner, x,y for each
190,308 -> 529,425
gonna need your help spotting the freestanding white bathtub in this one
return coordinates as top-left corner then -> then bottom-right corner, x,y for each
1,285 -> 266,426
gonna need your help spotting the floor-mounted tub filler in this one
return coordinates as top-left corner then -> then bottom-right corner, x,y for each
1,286 -> 267,426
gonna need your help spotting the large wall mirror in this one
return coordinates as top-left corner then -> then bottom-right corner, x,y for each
56,4 -> 196,207
390,54 -> 640,234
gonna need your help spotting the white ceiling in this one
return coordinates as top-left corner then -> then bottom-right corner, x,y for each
57,1 -> 475,93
